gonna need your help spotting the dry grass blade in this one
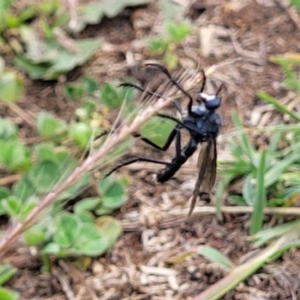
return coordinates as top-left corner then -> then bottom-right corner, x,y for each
0,61 -> 237,258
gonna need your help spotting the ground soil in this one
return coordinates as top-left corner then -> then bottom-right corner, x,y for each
2,0 -> 300,299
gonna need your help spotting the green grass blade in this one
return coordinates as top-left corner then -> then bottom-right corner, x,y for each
264,151 -> 300,188
250,219 -> 300,247
258,90 -> 300,121
214,173 -> 235,221
195,221 -> 300,300
232,111 -> 255,156
268,131 -> 281,154
250,150 -> 267,235
242,174 -> 255,206
198,245 -> 234,272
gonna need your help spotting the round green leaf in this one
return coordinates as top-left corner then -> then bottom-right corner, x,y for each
28,161 -> 62,193
74,197 -> 101,213
1,196 -> 21,217
54,213 -> 79,248
100,82 -> 122,109
0,118 -> 17,139
0,71 -> 23,102
42,242 -> 60,255
73,223 -> 104,256
69,122 -> 93,148
36,112 -> 67,139
24,228 -> 46,246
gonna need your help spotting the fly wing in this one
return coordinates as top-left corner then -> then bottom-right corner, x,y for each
188,139 -> 217,216
197,139 -> 217,193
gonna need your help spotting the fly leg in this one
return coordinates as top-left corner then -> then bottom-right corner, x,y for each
105,157 -> 174,177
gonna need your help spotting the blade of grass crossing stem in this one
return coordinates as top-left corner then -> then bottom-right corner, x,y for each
268,131 -> 281,154
251,219 -> 300,247
257,91 -> 300,121
232,111 -> 255,156
250,150 -> 267,235
264,151 -> 300,188
195,221 -> 300,300
214,173 -> 235,222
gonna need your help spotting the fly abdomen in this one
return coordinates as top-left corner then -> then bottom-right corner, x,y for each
156,138 -> 198,182
156,163 -> 182,182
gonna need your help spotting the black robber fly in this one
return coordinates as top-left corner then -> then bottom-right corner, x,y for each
105,64 -> 223,216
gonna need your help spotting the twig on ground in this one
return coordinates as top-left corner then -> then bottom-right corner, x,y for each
52,267 -> 75,300
121,206 -> 300,231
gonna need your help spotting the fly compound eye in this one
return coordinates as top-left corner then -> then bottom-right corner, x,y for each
204,96 -> 221,110
199,93 -> 221,110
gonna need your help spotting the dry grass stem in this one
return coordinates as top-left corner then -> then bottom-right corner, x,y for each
121,206 -> 300,231
0,62 -> 235,257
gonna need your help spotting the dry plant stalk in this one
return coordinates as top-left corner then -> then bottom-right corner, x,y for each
0,60 -> 240,257
0,63 -> 225,258
121,206 -> 300,231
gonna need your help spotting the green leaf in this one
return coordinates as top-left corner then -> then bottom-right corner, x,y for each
98,177 -> 127,210
1,196 -> 22,217
74,197 -> 101,213
75,0 -> 151,32
159,0 -> 183,20
0,263 -> 17,285
34,142 -> 56,161
76,211 -> 94,223
58,173 -> 91,201
0,287 -> 19,300
15,27 -> 102,79
215,173 -> 236,220
250,150 -> 267,235
69,122 -> 93,148
198,246 -> 234,272
75,101 -> 97,121
102,182 -> 126,209
251,219 -> 300,247
0,71 -> 23,103
167,21 -> 191,42
100,82 -> 123,109
0,0 -> 12,11
95,206 -> 114,215
264,151 -> 300,188
147,37 -> 168,54
0,139 -> 30,171
232,111 -> 255,156
36,111 -> 67,139
258,90 -> 300,121
14,56 -> 50,79
24,228 -> 46,246
13,175 -> 36,202
73,223 -> 104,256
20,195 -> 38,219
94,216 -> 122,253
64,75 -> 99,100
28,161 -> 62,193
227,195 -> 247,205
42,242 -> 60,255
46,39 -> 101,77
242,175 -> 255,206
54,213 -> 79,248
0,187 -> 10,215
140,116 -> 175,148
0,118 -> 17,139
